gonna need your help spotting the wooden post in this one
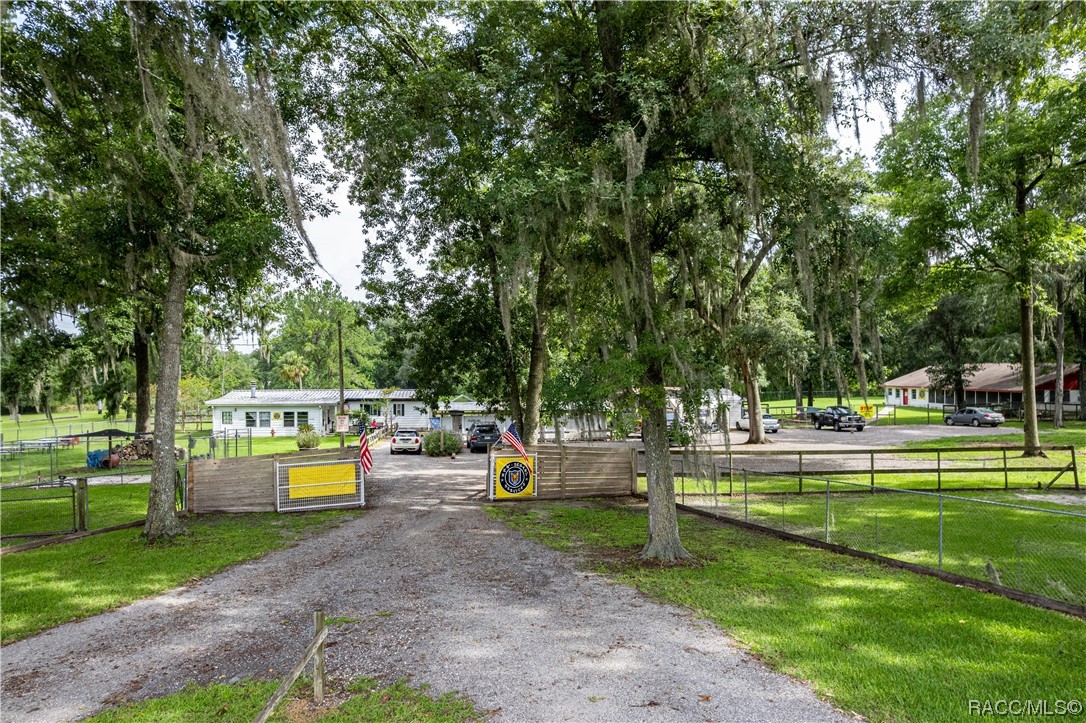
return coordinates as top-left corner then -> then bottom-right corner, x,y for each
936,451 -> 941,491
870,451 -> 875,492
1003,448 -> 1009,490
253,612 -> 330,723
558,433 -> 567,499
711,453 -> 719,509
798,451 -> 804,495
313,610 -> 325,703
680,454 -> 685,505
1072,447 -> 1080,490
728,451 -> 734,497
187,460 -> 194,513
75,478 -> 88,531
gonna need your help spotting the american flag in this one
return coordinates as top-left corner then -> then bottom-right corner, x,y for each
358,431 -> 373,474
500,422 -> 529,462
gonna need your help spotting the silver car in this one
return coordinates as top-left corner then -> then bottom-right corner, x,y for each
944,407 -> 1006,427
390,428 -> 423,454
735,412 -> 781,433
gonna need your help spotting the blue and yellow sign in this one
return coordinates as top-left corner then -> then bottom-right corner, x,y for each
490,456 -> 536,499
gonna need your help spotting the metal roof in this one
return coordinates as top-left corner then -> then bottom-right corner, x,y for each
205,388 -> 422,406
882,363 -> 1078,392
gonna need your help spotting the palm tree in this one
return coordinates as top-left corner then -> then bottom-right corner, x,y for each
277,351 -> 309,390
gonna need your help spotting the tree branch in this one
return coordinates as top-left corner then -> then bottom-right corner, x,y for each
369,7 -> 430,71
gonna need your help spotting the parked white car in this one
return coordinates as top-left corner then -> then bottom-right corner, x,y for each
390,428 -> 423,454
735,412 -> 781,433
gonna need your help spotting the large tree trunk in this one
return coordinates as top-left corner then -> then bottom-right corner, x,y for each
639,359 -> 692,562
594,0 -> 688,562
741,357 -> 766,444
1054,278 -> 1065,429
850,282 -> 869,405
134,325 -> 151,433
626,223 -> 690,563
794,373 -> 803,414
1019,288 -> 1043,457
521,253 -> 552,445
833,359 -> 845,407
486,246 -> 525,433
1078,312 -> 1086,423
145,253 -> 190,541
1075,272 -> 1086,421
869,315 -> 885,384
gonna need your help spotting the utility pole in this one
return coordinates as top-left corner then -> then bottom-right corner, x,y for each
338,320 -> 345,448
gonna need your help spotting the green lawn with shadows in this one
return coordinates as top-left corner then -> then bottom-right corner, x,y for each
488,501 -> 1086,722
1,509 -> 356,644
84,676 -> 481,722
643,472 -> 1086,605
2,482 -> 151,544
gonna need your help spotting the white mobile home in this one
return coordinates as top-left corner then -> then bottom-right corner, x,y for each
205,385 -> 431,436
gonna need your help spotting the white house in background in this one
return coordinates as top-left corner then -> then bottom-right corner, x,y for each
882,363 -> 1081,411
205,385 -> 431,436
431,394 -> 499,436
429,394 -> 611,443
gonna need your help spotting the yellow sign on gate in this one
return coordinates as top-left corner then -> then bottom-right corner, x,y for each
490,456 -> 537,499
288,462 -> 357,499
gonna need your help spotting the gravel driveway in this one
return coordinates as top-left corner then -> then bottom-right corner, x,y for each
2,442 -> 845,722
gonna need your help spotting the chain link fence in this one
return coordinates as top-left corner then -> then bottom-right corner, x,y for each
676,467 -> 1085,608
0,479 -> 78,539
184,429 -> 253,460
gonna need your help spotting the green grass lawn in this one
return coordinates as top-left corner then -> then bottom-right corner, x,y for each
1,409 -> 130,439
0,429 -> 341,486
646,470 -> 1086,605
900,419 -> 1086,454
84,677 -> 480,722
1,482 -> 151,544
0,509 -> 357,644
0,410 -> 217,440
488,501 -> 1086,723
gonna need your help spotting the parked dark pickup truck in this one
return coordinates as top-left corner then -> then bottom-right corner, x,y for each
814,406 -> 866,432
467,422 -> 501,452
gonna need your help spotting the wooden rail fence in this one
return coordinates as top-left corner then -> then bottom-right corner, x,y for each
663,444 -> 1079,494
253,611 -> 327,723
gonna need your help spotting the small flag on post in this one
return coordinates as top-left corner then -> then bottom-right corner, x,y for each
500,422 -> 529,462
358,432 -> 373,474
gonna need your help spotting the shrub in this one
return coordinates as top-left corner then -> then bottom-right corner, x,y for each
423,430 -> 462,457
296,430 -> 322,449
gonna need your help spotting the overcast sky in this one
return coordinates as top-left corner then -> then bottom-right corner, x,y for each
306,183 -> 370,303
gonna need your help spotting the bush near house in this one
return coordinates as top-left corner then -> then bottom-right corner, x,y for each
296,424 -> 321,450
424,430 -> 462,457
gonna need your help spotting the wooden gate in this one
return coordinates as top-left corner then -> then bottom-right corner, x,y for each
492,444 -> 636,500
187,448 -> 359,514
